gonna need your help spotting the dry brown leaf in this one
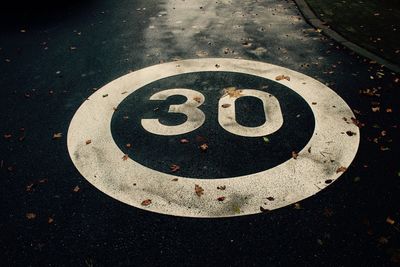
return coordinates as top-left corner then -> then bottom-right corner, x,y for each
141,199 -> 152,206
171,178 -> 178,181
292,151 -> 298,159
336,166 -> 347,173
170,164 -> 180,173
48,217 -> 54,224
217,185 -> 226,190
73,185 -> 80,192
126,143 -> 132,148
180,138 -> 189,144
260,206 -> 270,213
122,154 -> 129,161
193,96 -> 202,103
275,75 -> 290,81
199,143 -> 208,151
386,216 -> 395,225
52,133 -> 62,139
26,213 -> 36,220
85,139 -> 92,145
217,196 -> 226,201
195,184 -> 204,197
224,87 -> 242,98
4,134 -> 12,139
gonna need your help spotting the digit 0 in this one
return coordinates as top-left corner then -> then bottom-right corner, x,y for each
141,88 -> 283,137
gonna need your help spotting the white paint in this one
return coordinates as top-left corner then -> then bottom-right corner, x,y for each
141,88 -> 205,136
67,58 -> 360,218
218,89 -> 283,137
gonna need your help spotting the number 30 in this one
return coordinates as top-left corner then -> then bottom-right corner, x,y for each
141,88 -> 283,137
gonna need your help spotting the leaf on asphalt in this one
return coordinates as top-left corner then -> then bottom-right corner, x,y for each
180,138 -> 189,144
263,136 -> 270,143
48,217 -> 54,224
346,131 -> 356,136
275,75 -> 290,81
193,96 -> 202,103
73,185 -> 80,192
293,203 -> 301,209
170,164 -> 180,173
292,151 -> 298,159
217,185 -> 226,190
260,206 -> 270,213
386,216 -> 395,225
141,199 -> 152,206
223,87 -> 242,98
336,166 -> 347,173
122,154 -> 129,161
386,108 -> 393,113
372,106 -> 380,112
52,133 -> 62,139
26,213 -> 36,220
217,196 -> 226,201
4,134 -> 12,139
85,139 -> 92,145
199,143 -> 208,151
126,143 -> 132,148
221,104 -> 231,108
195,184 -> 204,197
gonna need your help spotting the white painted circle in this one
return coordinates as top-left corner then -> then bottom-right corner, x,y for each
67,58 -> 359,218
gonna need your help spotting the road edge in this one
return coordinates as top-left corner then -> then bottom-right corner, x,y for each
293,0 -> 400,73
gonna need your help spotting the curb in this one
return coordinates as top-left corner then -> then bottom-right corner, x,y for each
294,0 -> 400,73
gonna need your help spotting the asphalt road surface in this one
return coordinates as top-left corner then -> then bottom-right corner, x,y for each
1,0 -> 399,266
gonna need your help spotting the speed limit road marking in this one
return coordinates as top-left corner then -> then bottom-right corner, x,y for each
67,58 -> 359,218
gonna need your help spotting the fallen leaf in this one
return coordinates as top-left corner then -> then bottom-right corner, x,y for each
386,108 -> 393,113
26,213 -> 36,220
199,143 -> 208,151
275,75 -> 290,81
386,216 -> 395,225
263,136 -> 270,143
170,164 -> 180,173
195,184 -> 204,197
122,154 -> 129,161
48,217 -> 54,224
102,94 -> 108,98
346,131 -> 356,136
217,196 -> 226,201
293,203 -> 301,209
336,166 -> 347,173
221,104 -> 231,108
171,178 -> 178,181
372,106 -> 380,112
180,138 -> 189,144
141,199 -> 152,206
292,151 -> 298,159
351,117 -> 365,128
193,96 -> 202,103
126,143 -> 132,148
52,133 -> 62,139
217,185 -> 226,190
266,197 -> 275,201
73,185 -> 80,192
260,206 -> 270,213
4,134 -> 12,139
85,139 -> 92,145
223,87 -> 242,98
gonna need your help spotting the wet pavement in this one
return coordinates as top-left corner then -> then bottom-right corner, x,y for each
1,0 -> 400,266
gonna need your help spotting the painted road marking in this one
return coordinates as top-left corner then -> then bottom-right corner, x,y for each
67,58 -> 360,218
